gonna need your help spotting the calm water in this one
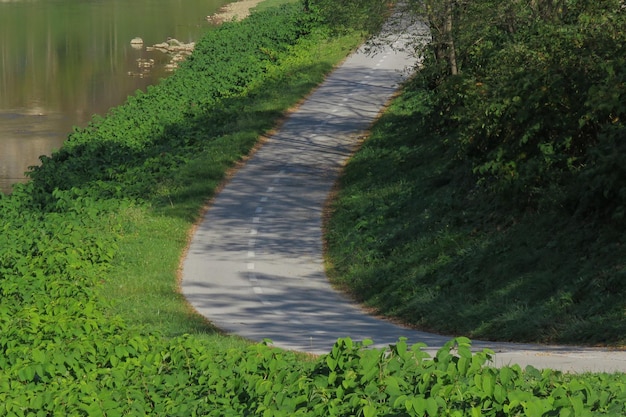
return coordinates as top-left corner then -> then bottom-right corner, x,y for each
0,0 -> 230,193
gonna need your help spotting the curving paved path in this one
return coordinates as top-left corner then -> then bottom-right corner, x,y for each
181,18 -> 626,373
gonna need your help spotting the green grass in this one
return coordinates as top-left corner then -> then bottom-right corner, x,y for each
325,84 -> 626,346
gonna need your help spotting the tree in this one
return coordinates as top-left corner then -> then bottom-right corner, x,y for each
413,0 -> 626,216
529,0 -> 568,21
403,0 -> 459,75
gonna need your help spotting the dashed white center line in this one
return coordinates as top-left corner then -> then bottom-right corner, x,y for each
252,217 -> 260,223
253,287 -> 263,294
247,251 -> 255,258
248,239 -> 256,247
247,263 -> 255,270
260,196 -> 268,202
267,187 -> 275,193
250,229 -> 258,235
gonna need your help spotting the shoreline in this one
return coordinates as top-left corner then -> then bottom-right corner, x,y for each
207,0 -> 266,24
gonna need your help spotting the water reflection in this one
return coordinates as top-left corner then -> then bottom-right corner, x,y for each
0,0 -> 228,193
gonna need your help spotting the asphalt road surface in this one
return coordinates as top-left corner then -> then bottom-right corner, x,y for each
181,19 -> 626,373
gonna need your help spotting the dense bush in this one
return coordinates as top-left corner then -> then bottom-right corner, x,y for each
308,0 -> 389,34
3,332 -> 625,415
417,0 -> 626,219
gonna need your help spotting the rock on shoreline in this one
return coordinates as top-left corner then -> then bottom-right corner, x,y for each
147,39 -> 195,72
129,0 -> 264,75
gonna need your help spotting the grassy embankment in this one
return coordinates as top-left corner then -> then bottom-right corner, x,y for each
325,1 -> 626,347
325,85 -> 625,345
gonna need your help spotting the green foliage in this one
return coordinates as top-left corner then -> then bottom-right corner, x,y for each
4,332 -> 624,415
415,0 -> 626,218
308,0 -> 390,34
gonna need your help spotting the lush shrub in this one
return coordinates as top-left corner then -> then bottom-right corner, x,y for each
417,0 -> 626,219
3,334 -> 625,415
